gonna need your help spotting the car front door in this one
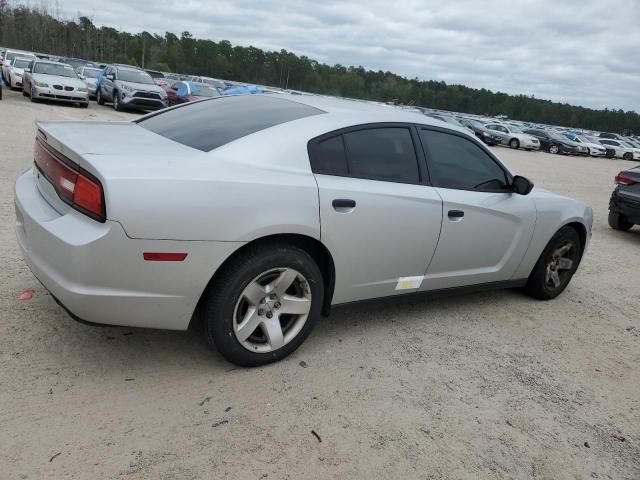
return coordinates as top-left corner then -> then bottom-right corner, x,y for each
310,125 -> 443,304
418,127 -> 536,291
102,67 -> 115,100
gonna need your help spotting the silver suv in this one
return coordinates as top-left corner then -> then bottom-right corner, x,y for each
97,65 -> 168,111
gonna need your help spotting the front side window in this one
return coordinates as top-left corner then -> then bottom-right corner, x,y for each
421,129 -> 509,191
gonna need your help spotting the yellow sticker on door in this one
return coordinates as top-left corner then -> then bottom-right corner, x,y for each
395,276 -> 423,290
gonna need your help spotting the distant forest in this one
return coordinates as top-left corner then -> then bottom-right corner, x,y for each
1,3 -> 638,133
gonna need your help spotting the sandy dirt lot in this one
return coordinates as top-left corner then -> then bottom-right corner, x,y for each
1,88 -> 638,479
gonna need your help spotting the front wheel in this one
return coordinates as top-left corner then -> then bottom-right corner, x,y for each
509,138 -> 520,149
96,88 -> 105,105
202,243 -> 324,367
549,144 -> 560,154
113,92 -> 122,111
608,211 -> 633,231
524,226 -> 581,300
623,152 -> 633,161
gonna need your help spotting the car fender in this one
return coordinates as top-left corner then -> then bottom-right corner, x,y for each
512,188 -> 592,280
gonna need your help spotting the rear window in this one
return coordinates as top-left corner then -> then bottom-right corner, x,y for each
137,95 -> 324,152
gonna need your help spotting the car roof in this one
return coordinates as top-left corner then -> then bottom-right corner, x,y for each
264,93 -> 470,134
33,59 -> 70,66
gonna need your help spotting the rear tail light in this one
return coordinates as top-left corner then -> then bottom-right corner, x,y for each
34,138 -> 105,221
615,173 -> 636,186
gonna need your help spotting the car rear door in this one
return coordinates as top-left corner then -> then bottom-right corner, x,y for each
418,127 -> 536,290
310,124 -> 443,304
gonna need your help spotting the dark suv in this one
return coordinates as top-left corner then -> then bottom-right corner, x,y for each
609,166 -> 640,231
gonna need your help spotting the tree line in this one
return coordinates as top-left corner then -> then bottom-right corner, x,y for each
1,3 -> 638,134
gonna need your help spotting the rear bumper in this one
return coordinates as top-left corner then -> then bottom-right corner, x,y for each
15,169 -> 242,330
610,189 -> 640,224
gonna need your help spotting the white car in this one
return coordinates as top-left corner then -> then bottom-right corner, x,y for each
598,139 -> 640,160
5,57 -> 32,89
22,60 -> 90,107
78,66 -> 103,99
1,49 -> 35,84
568,135 -> 607,157
14,95 -> 593,366
485,123 -> 541,150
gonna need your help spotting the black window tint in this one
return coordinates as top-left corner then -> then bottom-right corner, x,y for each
138,96 -> 324,152
343,128 -> 420,183
311,135 -> 348,174
421,129 -> 508,191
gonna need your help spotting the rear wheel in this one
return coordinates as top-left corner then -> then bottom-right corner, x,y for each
524,226 -> 581,300
509,138 -> 520,149
202,243 -> 324,367
608,211 -> 633,231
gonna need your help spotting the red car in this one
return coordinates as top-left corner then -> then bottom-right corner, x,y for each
165,81 -> 221,106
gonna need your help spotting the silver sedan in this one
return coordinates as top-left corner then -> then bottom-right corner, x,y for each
15,95 -> 593,366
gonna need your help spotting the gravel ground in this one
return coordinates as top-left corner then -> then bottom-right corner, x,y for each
1,88 -> 638,480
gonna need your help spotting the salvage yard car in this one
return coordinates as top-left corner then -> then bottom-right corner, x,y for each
4,57 -> 31,89
22,59 -> 89,107
485,123 -> 541,150
14,95 -> 593,366
97,64 -> 168,111
608,167 -> 640,231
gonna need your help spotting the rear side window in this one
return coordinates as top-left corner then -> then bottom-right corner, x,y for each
137,95 -> 324,152
312,136 -> 348,174
421,129 -> 509,191
309,127 -> 420,183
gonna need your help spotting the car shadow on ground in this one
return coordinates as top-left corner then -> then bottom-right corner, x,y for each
34,286 -> 528,375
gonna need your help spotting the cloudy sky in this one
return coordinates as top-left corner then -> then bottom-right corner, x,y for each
57,0 -> 639,111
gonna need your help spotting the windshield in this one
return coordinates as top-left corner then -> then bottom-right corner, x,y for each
6,52 -> 34,63
201,78 -> 226,89
190,84 -> 220,97
549,131 -> 569,142
117,69 -> 154,85
13,59 -> 31,69
585,136 -> 602,144
33,63 -> 78,78
82,68 -> 102,78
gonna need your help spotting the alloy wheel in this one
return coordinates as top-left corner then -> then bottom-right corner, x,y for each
549,145 -> 559,154
233,268 -> 312,353
544,241 -> 576,289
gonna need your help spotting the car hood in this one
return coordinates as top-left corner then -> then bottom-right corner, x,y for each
116,80 -> 165,93
31,73 -> 86,87
84,77 -> 97,85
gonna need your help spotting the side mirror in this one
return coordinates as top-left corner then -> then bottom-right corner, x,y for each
512,175 -> 534,195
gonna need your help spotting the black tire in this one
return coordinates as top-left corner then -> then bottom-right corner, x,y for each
623,152 -> 633,161
22,89 -> 27,97
202,243 -> 324,367
549,144 -> 560,154
113,92 -> 122,111
524,226 -> 581,300
96,88 -> 105,105
509,138 -> 520,150
608,211 -> 633,231
79,102 -> 88,109
29,85 -> 38,102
